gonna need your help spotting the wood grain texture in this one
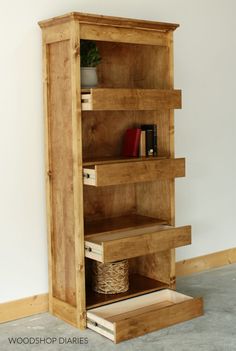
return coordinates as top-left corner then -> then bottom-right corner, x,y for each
80,23 -> 169,46
131,29 -> 176,287
86,274 -> 168,309
96,42 -> 169,89
83,184 -> 136,221
38,11 -> 200,340
87,289 -> 203,343
84,214 -> 165,236
114,297 -> 203,343
52,297 -> 77,327
176,247 -> 236,276
42,35 -> 53,312
82,110 -> 137,160
70,20 -> 86,329
41,19 -> 86,329
48,40 -> 76,306
167,31 -> 176,288
82,43 -> 170,162
83,156 -> 166,166
82,89 -> 181,111
3,246 -> 235,324
130,250 -> 174,285
42,22 -> 71,44
85,225 -> 191,263
83,158 -> 185,187
0,294 -> 48,323
39,12 -> 179,32
93,226 -> 191,262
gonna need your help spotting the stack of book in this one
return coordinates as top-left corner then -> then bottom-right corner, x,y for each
122,125 -> 157,157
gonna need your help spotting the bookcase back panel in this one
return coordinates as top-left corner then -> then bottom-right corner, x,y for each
132,177 -> 174,284
96,41 -> 169,89
82,111 -> 170,160
83,184 -> 136,220
48,40 -> 76,306
82,111 -> 136,159
129,250 -> 174,286
135,180 -> 172,220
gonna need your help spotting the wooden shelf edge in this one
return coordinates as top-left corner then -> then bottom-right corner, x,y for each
84,213 -> 167,237
83,156 -> 167,167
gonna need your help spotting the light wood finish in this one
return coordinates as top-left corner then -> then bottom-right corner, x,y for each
83,158 -> 185,187
176,247 -> 236,276
39,11 -> 202,340
83,156 -> 167,166
86,274 -> 168,309
131,29 -> 176,289
85,225 -> 191,263
40,19 -> 86,329
2,246 -> 235,324
0,294 -> 48,324
52,297 -> 77,327
80,23 -> 169,46
39,12 -> 179,32
96,42 -> 169,89
83,184 -> 136,221
42,31 -> 53,313
42,22 -> 71,44
70,20 -> 86,329
167,30 -> 176,288
84,214 -> 166,235
87,289 -> 203,343
2,246 -> 234,324
81,89 -> 181,111
47,39 -> 77,305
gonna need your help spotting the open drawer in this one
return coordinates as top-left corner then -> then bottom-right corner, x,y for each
81,88 -> 182,111
85,223 -> 191,263
87,289 -> 203,343
83,158 -> 185,186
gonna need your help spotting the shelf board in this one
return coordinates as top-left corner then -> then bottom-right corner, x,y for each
86,274 -> 168,309
81,88 -> 181,111
83,156 -> 167,167
84,214 -> 167,236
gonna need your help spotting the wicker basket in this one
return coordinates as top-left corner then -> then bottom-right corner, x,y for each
92,260 -> 129,294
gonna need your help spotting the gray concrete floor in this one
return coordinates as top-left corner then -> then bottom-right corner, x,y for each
1,264 -> 236,351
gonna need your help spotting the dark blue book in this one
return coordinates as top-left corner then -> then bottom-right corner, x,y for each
141,124 -> 158,157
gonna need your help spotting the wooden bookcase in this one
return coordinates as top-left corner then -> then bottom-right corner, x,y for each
39,12 -> 203,343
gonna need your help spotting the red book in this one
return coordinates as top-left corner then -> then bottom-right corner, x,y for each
122,128 -> 141,157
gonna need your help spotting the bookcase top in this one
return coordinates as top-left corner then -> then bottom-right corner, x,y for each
38,12 -> 179,32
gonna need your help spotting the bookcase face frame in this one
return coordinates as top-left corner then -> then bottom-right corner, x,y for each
39,12 -> 203,341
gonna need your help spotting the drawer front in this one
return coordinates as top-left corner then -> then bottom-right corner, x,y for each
83,158 -> 185,186
81,88 -> 182,111
85,225 -> 191,263
87,289 -> 203,343
115,297 -> 203,343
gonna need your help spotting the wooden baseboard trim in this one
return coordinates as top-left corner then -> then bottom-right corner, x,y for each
176,247 -> 236,277
0,294 -> 49,324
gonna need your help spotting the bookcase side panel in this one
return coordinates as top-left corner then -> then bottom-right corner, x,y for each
42,19 -> 86,329
47,40 -> 77,307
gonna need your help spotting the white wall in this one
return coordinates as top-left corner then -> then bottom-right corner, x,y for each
0,0 -> 235,303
